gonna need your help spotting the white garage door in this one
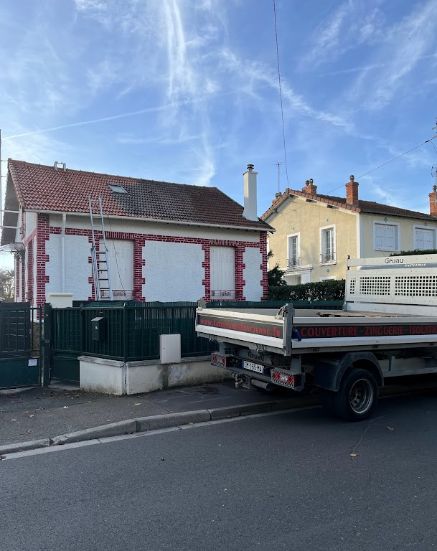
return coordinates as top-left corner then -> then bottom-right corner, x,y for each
106,239 -> 134,299
210,246 -> 235,299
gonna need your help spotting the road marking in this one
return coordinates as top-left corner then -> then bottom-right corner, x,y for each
1,405 -> 321,461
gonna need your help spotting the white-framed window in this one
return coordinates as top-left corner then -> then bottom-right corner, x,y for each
374,222 -> 399,252
414,226 -> 435,250
320,226 -> 336,264
287,233 -> 299,267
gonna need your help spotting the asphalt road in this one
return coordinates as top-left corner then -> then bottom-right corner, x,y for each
2,392 -> 437,551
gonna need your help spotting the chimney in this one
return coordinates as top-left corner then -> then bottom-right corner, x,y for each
243,163 -> 258,220
302,178 -> 317,195
429,184 -> 437,216
346,175 -> 359,205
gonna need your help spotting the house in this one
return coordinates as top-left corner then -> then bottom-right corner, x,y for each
1,160 -> 270,306
262,176 -> 437,284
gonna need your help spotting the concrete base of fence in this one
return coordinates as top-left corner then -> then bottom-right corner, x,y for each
78,356 -> 230,395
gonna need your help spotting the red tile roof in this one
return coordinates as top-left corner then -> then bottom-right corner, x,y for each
7,160 -> 270,231
262,188 -> 437,222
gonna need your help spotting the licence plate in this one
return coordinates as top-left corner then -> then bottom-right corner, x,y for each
243,360 -> 264,374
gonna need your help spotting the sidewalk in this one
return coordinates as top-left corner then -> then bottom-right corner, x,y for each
0,382 -> 310,447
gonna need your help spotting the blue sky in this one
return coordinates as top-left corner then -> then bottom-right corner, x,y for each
1,0 -> 437,236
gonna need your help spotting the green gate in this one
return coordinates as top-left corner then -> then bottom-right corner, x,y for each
0,303 -> 42,389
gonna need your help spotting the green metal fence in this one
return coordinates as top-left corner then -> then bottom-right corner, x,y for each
51,302 -> 213,364
0,304 -> 42,389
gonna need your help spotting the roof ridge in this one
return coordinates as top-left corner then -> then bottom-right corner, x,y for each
8,159 -> 213,190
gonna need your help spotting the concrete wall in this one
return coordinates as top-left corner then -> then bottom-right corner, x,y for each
143,240 -> 204,301
266,195 -> 357,281
79,355 -> 230,395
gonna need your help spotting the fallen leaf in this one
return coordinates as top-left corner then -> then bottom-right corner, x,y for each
350,452 -> 358,458
386,426 -> 395,431
134,403 -> 142,406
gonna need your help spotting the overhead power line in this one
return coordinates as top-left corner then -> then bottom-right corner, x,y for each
272,0 -> 289,186
326,134 -> 437,194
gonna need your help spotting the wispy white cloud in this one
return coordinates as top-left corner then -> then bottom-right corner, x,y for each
347,1 -> 437,110
300,1 -> 385,69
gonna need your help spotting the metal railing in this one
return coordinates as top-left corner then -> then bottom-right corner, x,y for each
210,289 -> 236,299
287,257 -> 301,268
320,251 -> 336,264
50,302 -> 213,362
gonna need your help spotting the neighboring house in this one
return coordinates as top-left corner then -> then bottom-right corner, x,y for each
262,176 -> 437,284
1,160 -> 270,306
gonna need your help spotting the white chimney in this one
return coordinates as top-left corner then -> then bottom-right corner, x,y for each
243,163 -> 258,221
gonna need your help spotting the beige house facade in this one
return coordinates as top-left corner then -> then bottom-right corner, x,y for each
263,177 -> 437,284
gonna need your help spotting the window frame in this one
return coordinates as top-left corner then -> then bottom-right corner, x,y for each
413,225 -> 436,251
320,225 -> 336,265
373,221 -> 400,252
287,232 -> 300,267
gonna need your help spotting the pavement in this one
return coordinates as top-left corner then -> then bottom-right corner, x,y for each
2,392 -> 437,550
0,381 -> 312,450
2,375 -> 437,454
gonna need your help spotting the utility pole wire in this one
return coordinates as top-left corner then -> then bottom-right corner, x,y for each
273,0 -> 289,186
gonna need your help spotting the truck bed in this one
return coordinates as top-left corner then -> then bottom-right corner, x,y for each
196,307 -> 437,355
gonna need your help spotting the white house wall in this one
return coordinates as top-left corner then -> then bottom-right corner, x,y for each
243,248 -> 263,301
143,241 -> 204,301
48,214 -> 260,243
30,214 -> 268,304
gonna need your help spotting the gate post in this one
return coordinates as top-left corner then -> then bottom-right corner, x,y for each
42,304 -> 52,386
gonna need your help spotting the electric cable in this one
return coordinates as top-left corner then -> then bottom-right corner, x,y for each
273,0 -> 290,186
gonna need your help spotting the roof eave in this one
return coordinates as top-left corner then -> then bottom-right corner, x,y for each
25,209 -> 271,233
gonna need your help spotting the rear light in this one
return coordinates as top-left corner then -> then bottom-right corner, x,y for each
271,369 -> 295,388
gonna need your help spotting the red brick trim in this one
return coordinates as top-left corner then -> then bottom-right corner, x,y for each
15,255 -> 20,302
259,232 -> 269,299
36,214 -> 50,306
43,225 -> 266,302
26,239 -> 34,303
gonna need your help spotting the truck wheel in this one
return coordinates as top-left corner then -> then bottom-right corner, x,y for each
321,368 -> 378,421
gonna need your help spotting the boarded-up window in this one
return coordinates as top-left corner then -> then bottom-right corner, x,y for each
210,246 -> 235,299
374,223 -> 398,252
414,228 -> 435,250
106,240 -> 134,299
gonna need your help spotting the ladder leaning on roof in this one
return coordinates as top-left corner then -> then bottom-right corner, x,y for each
88,195 -> 113,301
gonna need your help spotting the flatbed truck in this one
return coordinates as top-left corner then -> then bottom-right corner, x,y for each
196,254 -> 437,420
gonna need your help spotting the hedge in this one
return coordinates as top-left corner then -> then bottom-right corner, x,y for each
269,279 -> 345,301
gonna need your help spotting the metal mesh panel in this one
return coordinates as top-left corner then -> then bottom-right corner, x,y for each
349,278 -> 356,295
394,275 -> 437,297
359,276 -> 391,295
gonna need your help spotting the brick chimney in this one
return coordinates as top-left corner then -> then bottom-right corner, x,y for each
345,175 -> 359,205
302,178 -> 317,195
429,185 -> 437,216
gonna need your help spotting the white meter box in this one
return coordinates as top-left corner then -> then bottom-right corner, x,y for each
160,334 -> 181,364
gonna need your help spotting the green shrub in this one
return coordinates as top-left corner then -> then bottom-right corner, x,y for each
269,279 -> 345,301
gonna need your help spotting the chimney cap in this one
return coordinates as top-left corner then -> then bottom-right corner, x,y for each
349,174 -> 355,182
433,185 -> 437,192
247,163 -> 254,171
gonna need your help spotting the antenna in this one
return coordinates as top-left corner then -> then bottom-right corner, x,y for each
276,161 -> 281,193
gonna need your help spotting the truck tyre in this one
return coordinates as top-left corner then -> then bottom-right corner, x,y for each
321,368 -> 378,421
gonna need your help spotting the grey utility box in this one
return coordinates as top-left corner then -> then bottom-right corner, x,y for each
91,317 -> 106,342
